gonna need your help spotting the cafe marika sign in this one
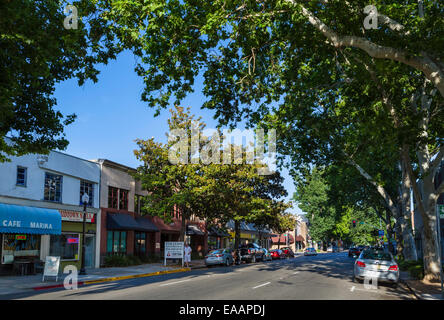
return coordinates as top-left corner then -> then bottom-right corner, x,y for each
60,210 -> 95,223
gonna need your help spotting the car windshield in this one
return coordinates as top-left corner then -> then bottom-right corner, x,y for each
362,250 -> 392,261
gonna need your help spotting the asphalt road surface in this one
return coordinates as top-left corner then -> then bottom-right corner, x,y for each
4,252 -> 414,300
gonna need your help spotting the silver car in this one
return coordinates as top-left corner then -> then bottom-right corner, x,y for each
205,248 -> 234,267
353,249 -> 399,285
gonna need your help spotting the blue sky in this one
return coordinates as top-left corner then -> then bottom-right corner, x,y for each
53,50 -> 303,215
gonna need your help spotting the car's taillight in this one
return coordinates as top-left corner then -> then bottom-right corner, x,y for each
356,261 -> 366,268
216,254 -> 223,257
205,256 -> 208,259
248,249 -> 251,254
389,265 -> 398,271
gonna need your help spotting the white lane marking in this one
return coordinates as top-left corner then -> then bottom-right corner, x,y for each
350,286 -> 355,292
293,272 -> 300,274
252,282 -> 271,289
159,279 -> 191,287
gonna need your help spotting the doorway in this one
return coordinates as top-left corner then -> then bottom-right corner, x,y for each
84,235 -> 95,268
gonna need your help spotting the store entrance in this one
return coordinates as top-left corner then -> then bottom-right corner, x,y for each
84,235 -> 95,268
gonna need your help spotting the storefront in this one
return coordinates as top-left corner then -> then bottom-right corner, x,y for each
207,227 -> 230,250
102,212 -> 159,262
0,203 -> 61,274
186,224 -> 207,257
55,210 -> 97,271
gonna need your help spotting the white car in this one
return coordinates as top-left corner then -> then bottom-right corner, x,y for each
353,249 -> 399,286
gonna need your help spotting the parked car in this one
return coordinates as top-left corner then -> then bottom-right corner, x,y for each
262,248 -> 273,261
304,248 -> 317,256
239,243 -> 265,263
348,247 -> 360,257
281,247 -> 295,258
270,249 -> 286,259
353,249 -> 399,286
205,248 -> 234,267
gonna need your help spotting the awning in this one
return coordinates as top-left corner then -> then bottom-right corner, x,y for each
135,217 -> 159,232
186,224 -> 205,236
0,203 -> 61,235
295,235 -> 305,242
208,227 -> 230,237
271,234 -> 295,244
107,213 -> 140,230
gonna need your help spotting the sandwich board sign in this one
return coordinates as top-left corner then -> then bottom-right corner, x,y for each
164,242 -> 184,267
43,256 -> 60,282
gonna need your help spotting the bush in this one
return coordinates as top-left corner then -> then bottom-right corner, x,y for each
408,264 -> 424,280
127,255 -> 142,266
104,255 -> 129,267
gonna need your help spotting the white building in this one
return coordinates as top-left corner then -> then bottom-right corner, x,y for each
0,149 -> 101,274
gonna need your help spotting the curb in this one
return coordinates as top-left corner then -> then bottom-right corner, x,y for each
32,267 -> 191,291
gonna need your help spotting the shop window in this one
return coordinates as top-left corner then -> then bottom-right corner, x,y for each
49,233 -> 80,260
119,189 -> 129,210
135,232 -> 146,256
44,172 -> 62,202
80,180 -> 94,206
108,187 -> 118,209
107,231 -> 127,254
16,166 -> 27,187
2,234 -> 40,261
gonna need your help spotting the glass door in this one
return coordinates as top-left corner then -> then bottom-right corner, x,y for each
84,235 -> 95,268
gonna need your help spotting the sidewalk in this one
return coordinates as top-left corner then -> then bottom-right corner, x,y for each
0,263 -> 190,297
400,271 -> 444,300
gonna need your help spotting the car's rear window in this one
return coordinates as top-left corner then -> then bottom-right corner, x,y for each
362,250 -> 392,261
210,250 -> 223,254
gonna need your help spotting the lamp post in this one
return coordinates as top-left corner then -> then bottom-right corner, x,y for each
79,193 -> 89,275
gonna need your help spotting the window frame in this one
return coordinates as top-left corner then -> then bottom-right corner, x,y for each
119,189 -> 129,211
49,232 -> 80,261
80,180 -> 94,207
108,186 -> 119,209
107,230 -> 127,255
16,166 -> 27,187
44,172 -> 63,203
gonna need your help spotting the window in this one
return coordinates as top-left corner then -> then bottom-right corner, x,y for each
119,189 -> 129,210
134,232 -> 146,256
16,166 -> 27,186
80,181 -> 94,206
108,187 -> 118,209
49,233 -> 80,260
44,172 -> 62,202
135,195 -> 146,214
107,231 -> 127,254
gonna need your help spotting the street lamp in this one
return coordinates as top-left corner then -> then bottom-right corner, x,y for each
79,192 -> 89,275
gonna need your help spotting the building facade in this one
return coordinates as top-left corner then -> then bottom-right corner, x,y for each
0,150 -> 101,274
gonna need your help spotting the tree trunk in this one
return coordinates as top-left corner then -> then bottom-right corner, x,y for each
234,220 -> 240,250
179,206 -> 187,242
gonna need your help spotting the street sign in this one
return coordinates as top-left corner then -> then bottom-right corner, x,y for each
164,241 -> 184,267
439,204 -> 444,219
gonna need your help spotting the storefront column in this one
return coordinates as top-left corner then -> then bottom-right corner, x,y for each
154,232 -> 161,254
40,235 -> 50,261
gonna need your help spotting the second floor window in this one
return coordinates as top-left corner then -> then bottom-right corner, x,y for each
119,189 -> 129,210
44,173 -> 62,202
80,181 -> 94,206
16,166 -> 27,186
108,187 -> 118,209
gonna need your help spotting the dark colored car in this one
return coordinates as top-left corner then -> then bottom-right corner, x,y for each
270,249 -> 286,260
239,243 -> 265,263
281,247 -> 295,258
348,247 -> 361,257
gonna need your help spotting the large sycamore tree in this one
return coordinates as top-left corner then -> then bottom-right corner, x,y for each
0,0 -> 118,161
95,1 -> 443,280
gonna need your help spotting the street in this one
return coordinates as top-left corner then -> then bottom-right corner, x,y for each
3,252 -> 414,300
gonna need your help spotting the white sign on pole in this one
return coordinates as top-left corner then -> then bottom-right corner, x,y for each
43,256 -> 60,282
164,242 -> 184,266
